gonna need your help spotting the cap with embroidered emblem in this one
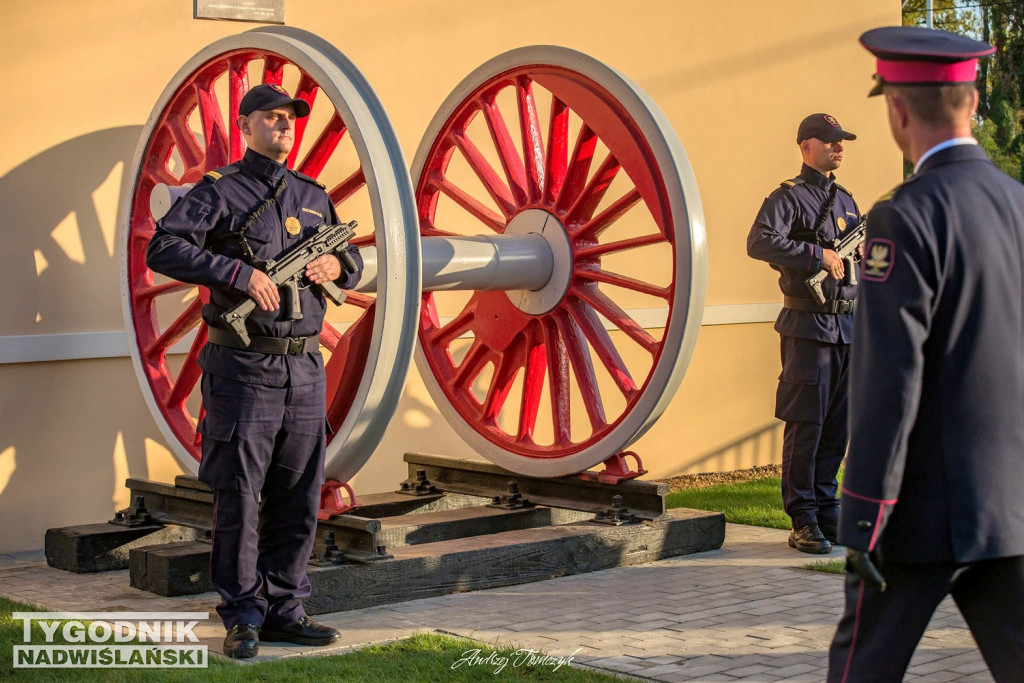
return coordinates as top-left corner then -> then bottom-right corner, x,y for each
238,84 -> 311,117
796,113 -> 857,144
859,26 -> 995,97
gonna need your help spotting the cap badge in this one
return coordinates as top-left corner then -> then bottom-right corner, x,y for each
862,238 -> 895,281
285,216 -> 302,236
824,114 -> 840,128
269,84 -> 288,95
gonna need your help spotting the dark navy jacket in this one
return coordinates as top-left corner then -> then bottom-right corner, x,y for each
747,164 -> 861,344
146,149 -> 362,388
840,144 -> 1024,563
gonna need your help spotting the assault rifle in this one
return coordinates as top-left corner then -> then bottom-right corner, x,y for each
220,221 -> 359,347
805,218 -> 867,305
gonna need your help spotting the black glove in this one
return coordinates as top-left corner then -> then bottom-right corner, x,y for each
847,548 -> 887,592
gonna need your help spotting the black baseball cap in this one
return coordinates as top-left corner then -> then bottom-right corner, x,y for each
796,113 -> 857,144
860,26 -> 995,97
238,84 -> 311,117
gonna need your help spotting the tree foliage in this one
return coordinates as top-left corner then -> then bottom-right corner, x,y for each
903,2 -> 1024,181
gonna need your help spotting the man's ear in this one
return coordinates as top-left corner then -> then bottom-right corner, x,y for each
886,93 -> 909,130
236,115 -> 248,133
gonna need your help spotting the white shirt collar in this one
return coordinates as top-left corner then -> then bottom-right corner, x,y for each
914,137 -> 978,174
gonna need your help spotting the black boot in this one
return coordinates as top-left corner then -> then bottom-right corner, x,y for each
260,616 -> 340,646
789,524 -> 832,554
223,624 -> 259,659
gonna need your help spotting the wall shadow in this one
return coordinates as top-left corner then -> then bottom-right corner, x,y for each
664,421 -> 784,478
0,126 -> 175,553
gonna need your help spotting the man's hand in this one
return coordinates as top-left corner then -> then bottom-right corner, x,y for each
822,249 -> 846,280
246,269 -> 280,311
847,548 -> 887,592
305,254 -> 341,285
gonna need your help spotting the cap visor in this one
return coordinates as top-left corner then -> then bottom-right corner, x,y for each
867,81 -> 884,97
291,99 -> 311,118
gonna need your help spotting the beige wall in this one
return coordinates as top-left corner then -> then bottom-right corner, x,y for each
0,0 -> 902,552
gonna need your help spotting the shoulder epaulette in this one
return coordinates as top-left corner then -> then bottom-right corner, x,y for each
289,168 -> 326,189
874,174 -> 920,205
202,163 -> 241,183
779,177 -> 805,190
834,182 -> 853,197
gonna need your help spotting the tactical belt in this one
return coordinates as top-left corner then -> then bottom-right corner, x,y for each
206,326 -> 319,355
784,296 -> 857,314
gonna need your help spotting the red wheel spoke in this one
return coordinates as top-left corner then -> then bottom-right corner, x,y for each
164,119 -> 204,173
320,321 -> 342,351
194,79 -> 230,169
288,73 -> 320,168
567,297 -> 639,400
579,267 -> 670,300
453,339 -> 491,394
429,170 -> 506,233
341,290 -> 375,309
135,280 -> 195,302
518,325 -> 547,440
572,187 -> 642,240
147,298 -> 203,357
480,94 -> 528,206
575,232 -> 665,260
543,317 -> 572,446
450,129 -> 516,217
328,168 -> 366,205
482,337 -> 525,422
262,57 -> 286,84
427,307 -> 475,348
517,76 -> 545,203
565,153 -> 622,225
544,97 -> 569,205
554,124 -> 597,214
298,112 -> 347,178
574,285 -> 660,355
227,56 -> 249,161
553,311 -> 607,431
167,325 -> 207,408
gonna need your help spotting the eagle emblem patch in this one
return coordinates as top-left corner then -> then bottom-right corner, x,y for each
862,238 -> 895,281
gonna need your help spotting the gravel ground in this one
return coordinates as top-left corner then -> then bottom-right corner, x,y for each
658,464 -> 783,493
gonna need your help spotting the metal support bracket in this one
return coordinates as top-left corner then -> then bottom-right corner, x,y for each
310,530 -> 392,566
110,496 -> 157,528
486,481 -> 534,510
396,469 -> 438,496
577,451 -> 648,485
318,480 -> 358,521
592,495 -> 640,526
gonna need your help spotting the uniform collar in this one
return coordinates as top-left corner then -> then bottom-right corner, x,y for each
914,137 -> 977,174
241,148 -> 288,182
799,164 -> 835,190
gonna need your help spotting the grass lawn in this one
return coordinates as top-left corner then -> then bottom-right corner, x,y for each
664,469 -> 848,575
0,596 -> 617,682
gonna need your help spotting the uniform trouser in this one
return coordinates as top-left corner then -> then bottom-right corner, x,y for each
198,373 -> 326,629
776,336 -> 849,530
828,556 -> 1024,682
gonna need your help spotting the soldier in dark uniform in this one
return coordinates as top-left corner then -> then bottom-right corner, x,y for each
747,114 -> 861,554
146,84 -> 362,659
828,27 -> 1024,682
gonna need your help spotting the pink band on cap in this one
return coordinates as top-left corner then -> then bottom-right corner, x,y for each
876,58 -> 978,84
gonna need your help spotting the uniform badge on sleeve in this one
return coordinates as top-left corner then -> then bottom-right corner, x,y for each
862,238 -> 895,281
284,216 -> 302,236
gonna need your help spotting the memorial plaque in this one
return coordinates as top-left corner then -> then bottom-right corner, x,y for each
195,0 -> 284,24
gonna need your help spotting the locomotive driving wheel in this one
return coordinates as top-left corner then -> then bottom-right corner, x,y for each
412,46 -> 707,477
118,27 -> 420,482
